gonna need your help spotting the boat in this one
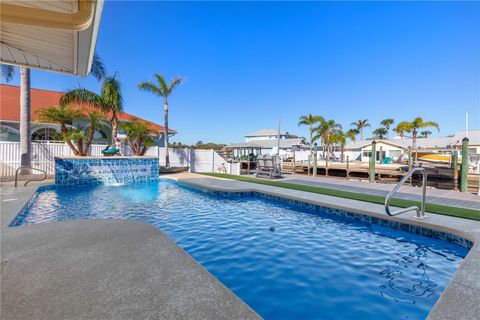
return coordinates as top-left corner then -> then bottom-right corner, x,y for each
416,151 -> 453,164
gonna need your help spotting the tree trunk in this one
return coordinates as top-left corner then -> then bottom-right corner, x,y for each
126,136 -> 136,155
164,100 -> 170,167
360,127 -> 364,141
111,111 -> 122,153
83,123 -> 96,156
60,125 -> 80,155
19,67 -> 31,173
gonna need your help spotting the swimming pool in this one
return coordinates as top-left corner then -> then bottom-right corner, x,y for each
12,180 -> 468,320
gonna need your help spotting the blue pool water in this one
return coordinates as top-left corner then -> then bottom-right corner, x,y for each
12,180 -> 468,320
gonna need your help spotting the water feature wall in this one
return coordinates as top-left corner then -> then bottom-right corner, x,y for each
54,157 -> 159,187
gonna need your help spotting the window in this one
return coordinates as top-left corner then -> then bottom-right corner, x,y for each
31,128 -> 62,141
389,150 -> 402,159
363,150 -> 372,158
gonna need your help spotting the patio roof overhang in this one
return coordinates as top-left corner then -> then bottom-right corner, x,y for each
0,0 -> 104,77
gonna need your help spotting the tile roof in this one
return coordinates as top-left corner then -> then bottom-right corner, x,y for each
0,84 -> 175,134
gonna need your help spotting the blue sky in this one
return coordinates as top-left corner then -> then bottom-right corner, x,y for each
3,1 -> 479,144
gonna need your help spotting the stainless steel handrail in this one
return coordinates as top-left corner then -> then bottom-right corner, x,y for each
15,166 -> 47,187
385,167 -> 427,219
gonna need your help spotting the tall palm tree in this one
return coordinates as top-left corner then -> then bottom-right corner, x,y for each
2,65 -> 31,170
314,120 -> 342,159
372,127 -> 388,139
298,114 -> 324,168
346,128 -> 359,142
138,74 -> 183,167
60,76 -> 123,151
408,117 -> 439,149
350,119 -> 370,141
394,121 -> 412,138
420,130 -> 432,138
380,118 -> 394,139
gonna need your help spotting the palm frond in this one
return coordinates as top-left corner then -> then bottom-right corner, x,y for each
168,77 -> 183,94
61,88 -> 103,109
101,76 -> 123,112
138,81 -> 163,96
90,52 -> 106,81
1,64 -> 15,83
154,74 -> 169,95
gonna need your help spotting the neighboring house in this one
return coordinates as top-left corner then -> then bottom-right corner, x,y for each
244,129 -> 296,142
0,84 -> 176,147
344,130 -> 480,163
229,129 -> 308,156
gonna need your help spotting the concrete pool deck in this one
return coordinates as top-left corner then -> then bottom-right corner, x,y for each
1,173 -> 479,319
1,180 -> 259,320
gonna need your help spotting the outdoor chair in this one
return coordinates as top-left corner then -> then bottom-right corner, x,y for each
255,154 -> 283,179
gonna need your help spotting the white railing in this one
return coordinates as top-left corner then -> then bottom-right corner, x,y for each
0,141 -> 238,177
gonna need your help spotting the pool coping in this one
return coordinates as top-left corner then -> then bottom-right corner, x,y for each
0,180 -> 260,320
168,174 -> 480,320
2,175 -> 479,319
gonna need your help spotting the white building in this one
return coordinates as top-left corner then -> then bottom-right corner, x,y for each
229,129 -> 308,157
343,130 -> 480,163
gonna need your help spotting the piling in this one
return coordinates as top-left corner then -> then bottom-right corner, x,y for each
370,141 -> 376,183
346,156 -> 350,178
313,144 -> 318,178
453,150 -> 459,191
325,155 -> 329,176
461,138 -> 469,192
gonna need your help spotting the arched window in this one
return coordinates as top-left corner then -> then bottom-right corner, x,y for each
31,127 -> 62,141
92,129 -> 109,144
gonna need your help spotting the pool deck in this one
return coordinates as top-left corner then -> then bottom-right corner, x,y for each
1,173 -> 479,319
282,174 -> 480,210
1,180 -> 259,320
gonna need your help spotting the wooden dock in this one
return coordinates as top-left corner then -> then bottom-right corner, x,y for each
281,160 -> 480,192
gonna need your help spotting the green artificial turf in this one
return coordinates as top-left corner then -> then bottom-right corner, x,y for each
200,173 -> 480,221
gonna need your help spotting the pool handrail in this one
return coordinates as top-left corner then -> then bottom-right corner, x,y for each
15,166 -> 47,187
385,167 -> 427,219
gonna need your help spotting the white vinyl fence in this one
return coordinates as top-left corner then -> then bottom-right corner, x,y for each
0,141 -> 239,178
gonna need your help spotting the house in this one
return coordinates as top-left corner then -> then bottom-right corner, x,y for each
0,84 -> 176,147
344,130 -> 480,163
228,129 -> 308,157
244,129 -> 296,142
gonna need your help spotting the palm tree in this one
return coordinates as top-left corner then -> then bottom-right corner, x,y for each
420,130 -> 432,138
138,74 -> 183,167
314,119 -> 342,159
37,106 -> 104,156
120,119 -> 157,156
372,127 -> 388,139
331,130 -> 347,162
2,65 -> 31,171
346,128 -> 359,142
60,76 -> 123,151
380,118 -> 394,139
350,119 -> 370,141
36,105 -> 84,155
394,121 -> 412,138
298,114 -> 324,168
0,53 -> 105,169
408,117 -> 439,149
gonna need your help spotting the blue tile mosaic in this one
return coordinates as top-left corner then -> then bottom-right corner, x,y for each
54,157 -> 159,187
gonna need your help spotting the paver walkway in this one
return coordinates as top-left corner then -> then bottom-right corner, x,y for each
282,175 -> 480,210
